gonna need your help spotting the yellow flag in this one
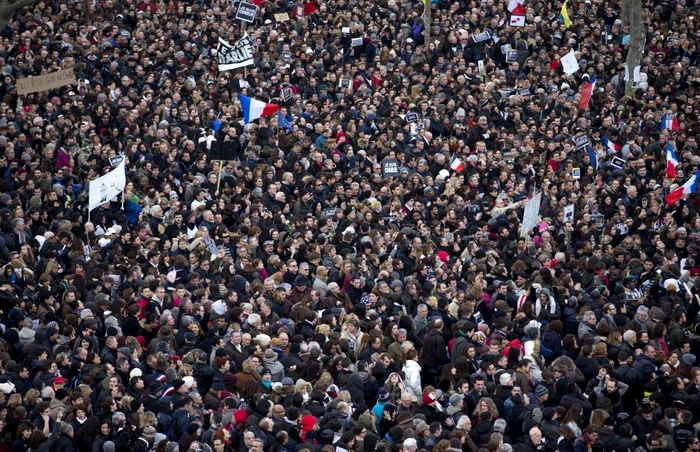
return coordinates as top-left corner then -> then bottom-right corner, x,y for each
560,0 -> 572,28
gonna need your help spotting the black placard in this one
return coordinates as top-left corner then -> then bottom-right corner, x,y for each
382,158 -> 400,177
235,2 -> 258,23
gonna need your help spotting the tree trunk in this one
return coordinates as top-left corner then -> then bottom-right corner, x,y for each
0,0 -> 40,29
623,0 -> 644,97
424,0 -> 431,50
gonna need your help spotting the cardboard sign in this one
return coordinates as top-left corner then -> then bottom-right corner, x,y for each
472,32 -> 491,43
563,204 -> 575,223
405,112 -> 419,123
109,154 -> 125,168
506,50 -> 518,63
560,49 -> 580,75
281,86 -> 293,102
574,134 -> 590,149
17,68 -> 76,95
610,156 -> 626,170
591,214 -> 605,228
339,79 -> 351,89
235,2 -> 258,23
274,12 -> 290,22
351,37 -> 363,47
382,158 -> 400,177
521,192 -> 542,237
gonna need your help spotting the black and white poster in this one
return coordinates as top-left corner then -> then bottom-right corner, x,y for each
109,154 -> 125,168
235,2 -> 258,23
217,35 -> 254,72
405,112 -> 419,123
506,50 -> 518,63
382,158 -> 400,177
339,79 -> 351,89
281,86 -> 293,102
574,134 -> 590,149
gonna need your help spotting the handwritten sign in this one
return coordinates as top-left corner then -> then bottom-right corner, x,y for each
17,68 -> 76,95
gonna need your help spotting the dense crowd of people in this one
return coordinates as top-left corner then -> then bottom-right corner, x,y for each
0,0 -> 698,451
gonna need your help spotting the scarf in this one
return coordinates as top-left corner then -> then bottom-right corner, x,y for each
261,379 -> 271,389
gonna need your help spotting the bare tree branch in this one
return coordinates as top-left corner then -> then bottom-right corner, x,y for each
0,0 -> 41,28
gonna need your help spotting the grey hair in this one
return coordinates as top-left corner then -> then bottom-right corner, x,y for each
623,330 -> 637,342
636,306 -> 649,315
582,311 -> 596,322
456,415 -> 471,430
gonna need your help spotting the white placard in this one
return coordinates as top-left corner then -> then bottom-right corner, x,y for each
478,60 -> 484,73
351,37 -> 363,47
521,192 -> 542,237
563,204 -> 574,223
89,160 -> 126,211
560,50 -> 580,76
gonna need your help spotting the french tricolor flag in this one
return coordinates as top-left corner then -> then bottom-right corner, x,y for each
666,142 -> 679,179
450,154 -> 465,173
603,135 -> 620,154
238,94 -> 280,124
666,169 -> 700,205
661,114 -> 680,131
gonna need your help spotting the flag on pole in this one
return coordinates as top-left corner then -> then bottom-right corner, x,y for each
450,154 -> 465,173
560,0 -> 572,27
278,111 -> 295,133
238,94 -> 280,124
507,0 -> 523,12
666,169 -> 700,205
666,142 -> 679,179
586,145 -> 598,170
660,114 -> 680,131
603,135 -> 620,154
578,75 -> 596,111
510,3 -> 526,26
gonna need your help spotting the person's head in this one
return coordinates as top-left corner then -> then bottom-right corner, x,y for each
529,427 -> 542,445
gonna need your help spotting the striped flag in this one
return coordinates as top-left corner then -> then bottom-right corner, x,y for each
238,94 -> 279,124
450,154 -> 465,173
666,169 -> 700,205
666,142 -> 679,179
560,0 -> 572,27
603,135 -> 620,154
660,114 -> 680,131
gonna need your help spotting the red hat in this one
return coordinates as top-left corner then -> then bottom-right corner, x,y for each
53,376 -> 65,385
422,392 -> 436,405
233,409 -> 248,425
691,268 -> 700,276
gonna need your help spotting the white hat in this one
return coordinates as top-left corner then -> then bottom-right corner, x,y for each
129,368 -> 143,379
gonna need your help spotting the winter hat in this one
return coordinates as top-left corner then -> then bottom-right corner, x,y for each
535,385 -> 549,397
422,392 -> 436,405
142,426 -> 157,438
233,409 -> 248,425
212,378 -> 225,391
378,387 -> 390,401
682,354 -> 697,366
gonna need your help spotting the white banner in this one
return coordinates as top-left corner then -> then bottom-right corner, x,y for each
521,192 -> 542,237
217,35 -> 254,72
88,160 -> 126,211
